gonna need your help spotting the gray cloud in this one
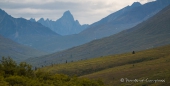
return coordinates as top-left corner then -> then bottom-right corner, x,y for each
0,1 -> 80,10
0,0 -> 156,24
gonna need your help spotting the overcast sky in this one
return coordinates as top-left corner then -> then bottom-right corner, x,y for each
0,0 -> 155,24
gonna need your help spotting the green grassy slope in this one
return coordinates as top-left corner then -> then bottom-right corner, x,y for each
0,57 -> 104,86
26,5 -> 170,67
0,35 -> 47,62
40,44 -> 170,86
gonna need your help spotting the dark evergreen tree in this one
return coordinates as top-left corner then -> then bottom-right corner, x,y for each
132,51 -> 135,54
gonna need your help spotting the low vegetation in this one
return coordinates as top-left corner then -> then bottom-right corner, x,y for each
40,44 -> 170,86
1,44 -> 170,86
0,57 -> 104,86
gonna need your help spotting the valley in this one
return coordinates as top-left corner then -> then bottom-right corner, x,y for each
0,0 -> 170,85
26,4 -> 170,67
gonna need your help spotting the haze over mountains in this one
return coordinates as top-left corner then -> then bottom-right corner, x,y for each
31,11 -> 89,36
26,3 -> 170,67
0,8 -> 60,47
0,35 -> 46,62
0,8 -> 87,52
36,0 -> 170,53
79,0 -> 170,40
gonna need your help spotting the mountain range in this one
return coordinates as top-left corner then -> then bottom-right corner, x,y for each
31,11 -> 89,36
38,0 -> 170,53
1,0 -> 170,54
0,8 -> 62,52
79,0 -> 170,40
33,0 -> 170,53
0,8 -> 89,52
26,4 -> 170,67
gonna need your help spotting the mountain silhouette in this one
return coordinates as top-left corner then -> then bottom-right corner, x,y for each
36,10 -> 89,35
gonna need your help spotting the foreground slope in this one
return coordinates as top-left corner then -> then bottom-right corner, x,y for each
26,4 -> 170,66
40,44 -> 170,86
80,45 -> 170,86
0,57 -> 103,86
0,35 -> 46,62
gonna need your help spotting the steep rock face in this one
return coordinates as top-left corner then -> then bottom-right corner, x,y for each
80,0 -> 170,40
37,11 -> 89,35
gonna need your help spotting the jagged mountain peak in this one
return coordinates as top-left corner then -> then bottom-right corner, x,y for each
75,20 -> 80,24
61,10 -> 74,21
29,18 -> 36,22
46,18 -> 50,21
0,8 -> 11,19
131,2 -> 142,7
39,18 -> 45,21
0,8 -> 6,14
63,10 -> 71,15
36,10 -> 89,35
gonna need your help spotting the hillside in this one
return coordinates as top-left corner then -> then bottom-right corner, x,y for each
0,35 -> 47,62
26,4 -> 170,66
40,44 -> 170,86
79,0 -> 170,40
